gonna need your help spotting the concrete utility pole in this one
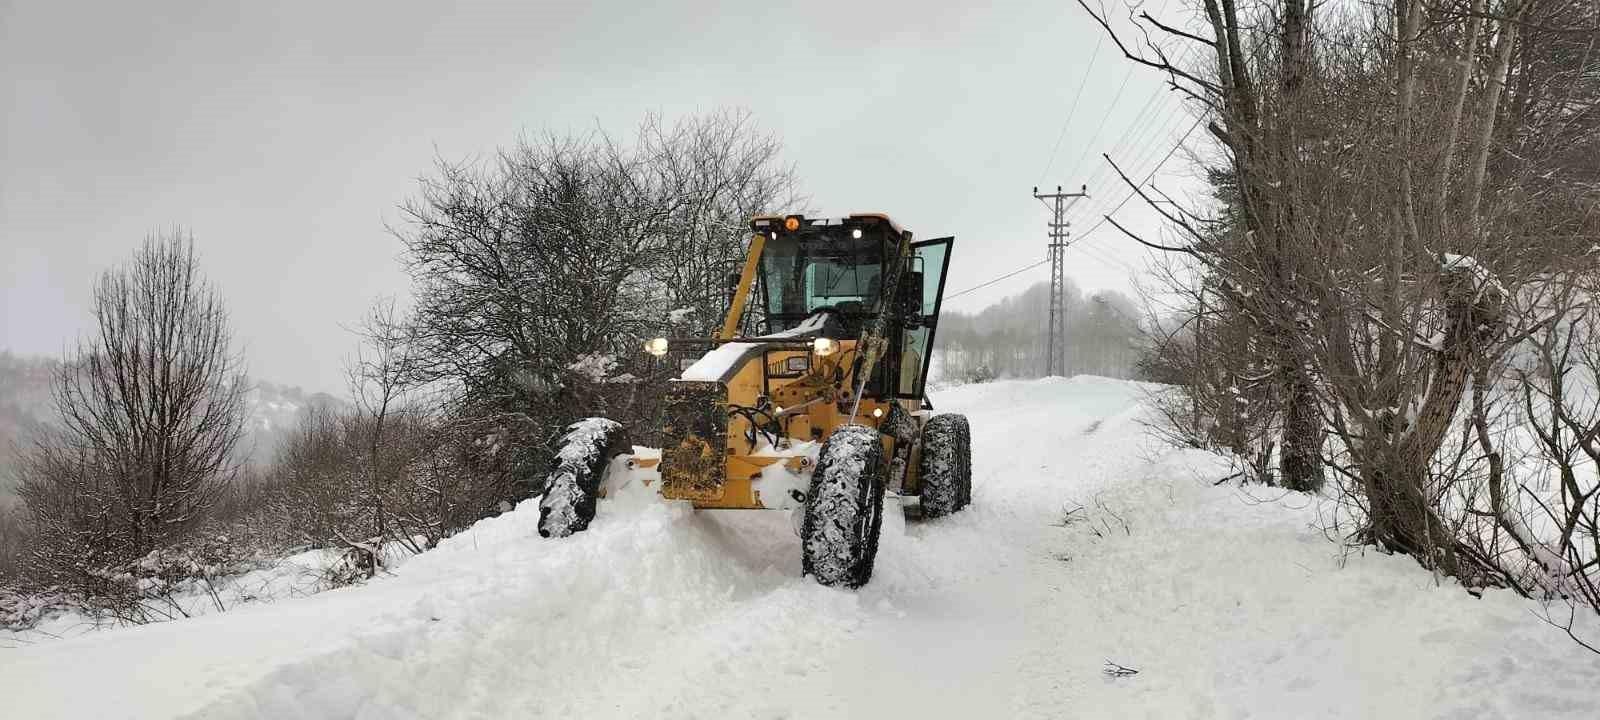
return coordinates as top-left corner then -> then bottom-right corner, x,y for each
1032,184 -> 1088,377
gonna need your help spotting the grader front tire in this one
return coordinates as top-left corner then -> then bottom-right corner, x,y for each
801,425 -> 887,588
538,418 -> 631,539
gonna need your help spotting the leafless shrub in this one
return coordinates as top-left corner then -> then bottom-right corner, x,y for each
1486,269 -> 1600,651
269,393 -> 509,579
14,233 -> 247,604
1137,261 -> 1281,483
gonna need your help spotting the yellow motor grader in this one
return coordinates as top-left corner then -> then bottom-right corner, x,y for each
536,213 -> 970,588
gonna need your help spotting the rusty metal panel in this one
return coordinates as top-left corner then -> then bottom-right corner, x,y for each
659,380 -> 729,501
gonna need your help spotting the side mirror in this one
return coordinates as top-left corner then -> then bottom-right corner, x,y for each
901,271 -> 924,316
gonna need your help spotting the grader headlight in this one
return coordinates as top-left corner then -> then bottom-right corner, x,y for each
812,338 -> 838,356
644,337 -> 670,357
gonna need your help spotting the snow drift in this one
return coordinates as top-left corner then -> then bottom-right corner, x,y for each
2,377 -> 1596,719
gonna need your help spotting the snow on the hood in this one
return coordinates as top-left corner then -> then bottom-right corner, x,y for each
678,313 -> 832,382
678,341 -> 756,381
4,375 -> 1597,720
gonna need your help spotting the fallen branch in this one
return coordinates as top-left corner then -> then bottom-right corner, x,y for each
1103,660 -> 1140,677
1214,471 -> 1244,486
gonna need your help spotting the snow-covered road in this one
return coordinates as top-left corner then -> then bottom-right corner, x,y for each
4,377 -> 1597,719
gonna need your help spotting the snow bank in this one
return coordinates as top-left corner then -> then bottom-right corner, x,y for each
2,376 -> 1595,719
0,543 -> 413,644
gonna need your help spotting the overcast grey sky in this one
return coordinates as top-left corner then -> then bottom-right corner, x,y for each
2,0 -> 1199,393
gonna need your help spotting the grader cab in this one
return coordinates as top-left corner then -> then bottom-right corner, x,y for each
536,213 -> 971,588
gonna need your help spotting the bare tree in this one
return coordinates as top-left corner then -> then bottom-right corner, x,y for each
392,110 -> 798,493
1080,0 -> 1598,587
639,110 -> 804,337
340,299 -> 420,571
17,231 -> 247,587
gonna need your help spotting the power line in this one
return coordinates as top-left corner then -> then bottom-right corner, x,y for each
1074,236 -> 1139,274
949,116 -> 1202,307
1096,93 -> 1194,187
1063,64 -> 1135,186
1037,33 -> 1105,186
945,259 -> 1052,300
1061,0 -> 1177,186
1070,88 -> 1193,221
1063,43 -> 1200,224
1070,120 -> 1186,229
1073,115 -> 1205,241
992,115 -> 1202,299
968,8 -> 1201,311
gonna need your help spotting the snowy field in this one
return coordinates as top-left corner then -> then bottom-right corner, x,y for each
3,377 -> 1597,719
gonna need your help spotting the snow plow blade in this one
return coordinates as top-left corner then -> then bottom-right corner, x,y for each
659,379 -> 729,502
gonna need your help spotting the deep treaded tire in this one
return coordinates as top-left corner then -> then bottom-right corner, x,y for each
954,414 -> 972,509
538,418 -> 630,538
802,425 -> 887,588
918,413 -> 972,518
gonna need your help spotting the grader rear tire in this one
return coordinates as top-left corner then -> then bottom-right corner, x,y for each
801,425 -> 887,588
918,413 -> 972,519
538,418 -> 631,539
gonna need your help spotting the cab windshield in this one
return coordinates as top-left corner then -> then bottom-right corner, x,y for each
759,231 -> 884,332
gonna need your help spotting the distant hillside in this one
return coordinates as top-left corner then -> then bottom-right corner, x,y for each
0,351 -> 345,503
935,281 -> 1143,383
240,380 -> 349,462
0,353 -> 56,501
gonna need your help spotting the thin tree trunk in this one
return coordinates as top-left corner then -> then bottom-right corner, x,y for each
1464,2 -> 1528,229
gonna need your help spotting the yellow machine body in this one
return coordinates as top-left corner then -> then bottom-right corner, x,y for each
651,213 -> 950,510
655,340 -> 919,509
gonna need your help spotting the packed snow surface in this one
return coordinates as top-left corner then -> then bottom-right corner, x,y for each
5,377 -> 1598,718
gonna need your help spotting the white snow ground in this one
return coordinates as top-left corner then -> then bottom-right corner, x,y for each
4,377 -> 1597,719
